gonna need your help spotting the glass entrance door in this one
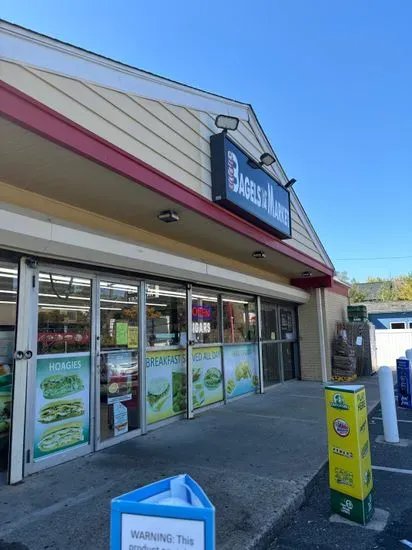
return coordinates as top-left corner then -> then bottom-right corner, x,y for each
97,280 -> 140,447
279,306 -> 298,381
28,269 -> 93,472
260,300 -> 281,386
0,261 -> 18,484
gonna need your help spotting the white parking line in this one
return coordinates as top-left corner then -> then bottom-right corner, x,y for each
400,540 -> 412,548
372,465 -> 412,475
372,417 -> 412,424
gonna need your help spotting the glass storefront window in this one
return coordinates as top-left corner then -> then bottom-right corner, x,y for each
146,283 -> 187,347
37,273 -> 91,355
192,289 -> 220,344
223,296 -> 257,344
145,283 -> 187,425
99,281 -> 139,442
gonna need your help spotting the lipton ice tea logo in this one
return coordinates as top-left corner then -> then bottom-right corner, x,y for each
333,418 -> 350,437
227,150 -> 239,191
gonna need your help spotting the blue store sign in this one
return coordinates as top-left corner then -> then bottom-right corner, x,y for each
210,132 -> 291,239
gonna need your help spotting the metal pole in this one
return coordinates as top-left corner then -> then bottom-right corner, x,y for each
186,284 -> 194,419
256,296 -> 264,394
378,366 -> 399,443
406,349 -> 412,363
139,283 -> 147,434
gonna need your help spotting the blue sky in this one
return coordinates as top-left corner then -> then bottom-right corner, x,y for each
2,0 -> 411,282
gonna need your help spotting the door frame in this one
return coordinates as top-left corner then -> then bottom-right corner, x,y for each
24,263 -> 96,475
95,274 -> 142,451
8,257 -> 34,483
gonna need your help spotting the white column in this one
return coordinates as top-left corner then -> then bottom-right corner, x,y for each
378,366 -> 399,443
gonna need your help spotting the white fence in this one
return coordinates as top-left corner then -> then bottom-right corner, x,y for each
375,329 -> 412,367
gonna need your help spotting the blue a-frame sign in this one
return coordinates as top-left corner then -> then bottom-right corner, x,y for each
110,474 -> 215,549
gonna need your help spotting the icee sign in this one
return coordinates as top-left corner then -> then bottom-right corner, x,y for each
210,132 -> 291,239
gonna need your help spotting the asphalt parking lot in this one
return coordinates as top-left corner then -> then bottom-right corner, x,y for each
270,402 -> 412,550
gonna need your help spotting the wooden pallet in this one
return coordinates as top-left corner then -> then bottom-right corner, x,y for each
332,374 -> 357,382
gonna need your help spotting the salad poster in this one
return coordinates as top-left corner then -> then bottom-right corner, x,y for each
146,349 -> 187,425
33,353 -> 90,460
146,347 -> 224,424
223,344 -> 259,399
192,347 -> 223,409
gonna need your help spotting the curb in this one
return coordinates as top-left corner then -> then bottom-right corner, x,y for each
249,395 -> 382,549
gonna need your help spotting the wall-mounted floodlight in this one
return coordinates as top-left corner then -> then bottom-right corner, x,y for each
247,152 -> 276,169
214,114 -> 239,132
284,178 -> 296,189
259,153 -> 276,166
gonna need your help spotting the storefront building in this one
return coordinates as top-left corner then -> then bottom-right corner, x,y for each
0,21 -> 349,485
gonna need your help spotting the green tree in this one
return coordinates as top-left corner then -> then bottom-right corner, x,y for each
398,273 -> 412,301
349,283 -> 367,304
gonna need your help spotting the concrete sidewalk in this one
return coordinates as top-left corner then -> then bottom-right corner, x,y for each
0,377 -> 382,550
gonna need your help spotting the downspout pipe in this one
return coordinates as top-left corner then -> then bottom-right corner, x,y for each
316,288 -> 328,383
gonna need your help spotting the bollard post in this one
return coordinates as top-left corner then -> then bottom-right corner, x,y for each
378,366 -> 399,443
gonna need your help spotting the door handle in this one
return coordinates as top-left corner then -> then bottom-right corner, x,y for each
13,350 -> 24,360
24,350 -> 33,360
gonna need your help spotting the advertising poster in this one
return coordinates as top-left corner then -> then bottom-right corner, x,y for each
115,322 -> 128,346
396,358 -> 412,409
192,347 -> 223,409
113,402 -> 128,437
104,351 -> 135,405
146,349 -> 187,425
34,352 -> 90,460
127,326 -> 138,349
325,385 -> 374,525
223,344 -> 259,399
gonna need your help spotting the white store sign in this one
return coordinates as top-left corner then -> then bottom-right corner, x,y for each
121,514 -> 205,550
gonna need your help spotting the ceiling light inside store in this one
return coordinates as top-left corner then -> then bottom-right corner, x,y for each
222,298 -> 249,304
192,294 -> 218,302
157,210 -> 180,223
146,303 -> 168,307
215,114 -> 239,132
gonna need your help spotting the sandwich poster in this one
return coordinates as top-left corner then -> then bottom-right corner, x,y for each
33,352 -> 90,460
146,349 -> 187,425
223,344 -> 259,399
192,347 -> 223,409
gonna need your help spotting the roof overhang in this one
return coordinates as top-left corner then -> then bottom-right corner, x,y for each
0,80 -> 334,281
